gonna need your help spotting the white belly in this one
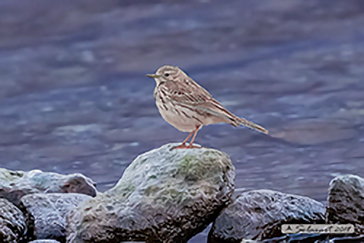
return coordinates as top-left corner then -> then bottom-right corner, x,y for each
156,102 -> 201,132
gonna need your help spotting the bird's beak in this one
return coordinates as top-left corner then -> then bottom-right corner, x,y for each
146,73 -> 161,78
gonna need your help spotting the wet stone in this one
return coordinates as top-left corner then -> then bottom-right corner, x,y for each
208,189 -> 325,242
0,198 -> 27,243
20,193 -> 92,242
326,174 -> 364,235
66,143 -> 235,243
0,168 -> 97,206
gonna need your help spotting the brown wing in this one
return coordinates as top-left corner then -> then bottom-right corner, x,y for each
160,78 -> 239,122
161,78 -> 211,102
158,77 -> 269,134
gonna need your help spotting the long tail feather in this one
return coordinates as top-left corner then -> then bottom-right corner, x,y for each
194,99 -> 269,134
236,117 -> 269,134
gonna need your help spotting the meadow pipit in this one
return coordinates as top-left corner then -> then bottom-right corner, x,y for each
146,65 -> 268,149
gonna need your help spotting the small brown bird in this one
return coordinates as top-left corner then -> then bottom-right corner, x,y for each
146,65 -> 268,149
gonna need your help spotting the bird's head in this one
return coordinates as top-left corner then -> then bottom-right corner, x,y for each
146,65 -> 184,84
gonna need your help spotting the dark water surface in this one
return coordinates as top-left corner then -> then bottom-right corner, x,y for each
0,0 -> 364,242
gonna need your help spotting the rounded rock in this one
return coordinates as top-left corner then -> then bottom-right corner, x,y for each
66,143 -> 235,243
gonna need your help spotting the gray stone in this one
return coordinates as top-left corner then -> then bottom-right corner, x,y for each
0,168 -> 97,206
0,198 -> 27,243
326,174 -> 364,234
208,189 -> 325,242
66,143 -> 235,243
20,193 -> 92,242
28,240 -> 61,243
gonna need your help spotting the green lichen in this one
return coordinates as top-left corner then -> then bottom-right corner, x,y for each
139,158 -> 148,164
179,154 -> 199,173
154,186 -> 188,205
144,184 -> 161,197
148,174 -> 157,180
109,180 -> 136,199
178,153 -> 223,182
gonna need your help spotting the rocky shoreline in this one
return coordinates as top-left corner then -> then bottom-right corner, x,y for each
0,144 -> 363,243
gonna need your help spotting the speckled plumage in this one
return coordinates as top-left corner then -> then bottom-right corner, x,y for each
147,65 -> 268,149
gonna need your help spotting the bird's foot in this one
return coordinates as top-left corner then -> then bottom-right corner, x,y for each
171,143 -> 203,150
186,144 -> 203,149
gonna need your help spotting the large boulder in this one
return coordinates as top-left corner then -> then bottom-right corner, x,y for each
0,168 -> 97,206
20,193 -> 92,242
0,198 -> 27,243
66,143 -> 235,243
208,189 -> 325,242
326,174 -> 364,234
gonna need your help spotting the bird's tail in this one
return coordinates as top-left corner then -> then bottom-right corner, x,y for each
201,99 -> 268,134
235,117 -> 269,134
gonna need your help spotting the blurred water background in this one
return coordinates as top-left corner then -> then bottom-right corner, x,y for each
0,0 -> 363,241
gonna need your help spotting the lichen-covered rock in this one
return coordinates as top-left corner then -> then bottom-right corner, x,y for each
0,198 -> 27,243
208,189 -> 325,242
20,193 -> 92,242
66,143 -> 235,243
0,168 -> 97,206
326,174 -> 364,234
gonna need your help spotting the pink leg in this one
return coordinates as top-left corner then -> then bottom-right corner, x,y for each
172,125 -> 202,150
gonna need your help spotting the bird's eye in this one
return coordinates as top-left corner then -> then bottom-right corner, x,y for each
164,73 -> 170,77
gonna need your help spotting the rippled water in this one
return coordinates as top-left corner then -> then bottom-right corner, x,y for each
0,0 -> 363,242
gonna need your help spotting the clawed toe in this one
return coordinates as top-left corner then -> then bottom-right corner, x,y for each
186,144 -> 202,149
171,144 -> 189,150
171,143 -> 202,150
